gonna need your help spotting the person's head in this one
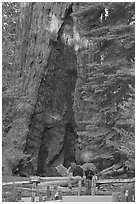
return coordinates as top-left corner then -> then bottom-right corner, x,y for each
85,169 -> 94,179
70,162 -> 77,171
89,170 -> 94,175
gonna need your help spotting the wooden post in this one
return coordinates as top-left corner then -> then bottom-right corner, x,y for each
78,179 -> 82,196
39,193 -> 43,202
112,192 -> 120,202
47,186 -> 50,201
125,190 -> 129,202
68,179 -> 72,189
17,186 -> 22,201
58,190 -> 63,201
132,189 -> 135,202
30,176 -> 40,202
53,185 -> 58,200
31,181 -> 36,202
91,176 -> 96,195
121,189 -> 126,202
85,179 -> 91,195
127,189 -> 133,202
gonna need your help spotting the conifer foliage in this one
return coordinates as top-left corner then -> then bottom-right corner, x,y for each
73,2 -> 135,173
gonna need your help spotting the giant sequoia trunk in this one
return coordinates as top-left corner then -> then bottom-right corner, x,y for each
3,2 -> 78,176
3,2 -> 134,177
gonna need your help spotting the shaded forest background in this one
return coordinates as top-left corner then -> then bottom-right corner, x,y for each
2,2 -> 135,177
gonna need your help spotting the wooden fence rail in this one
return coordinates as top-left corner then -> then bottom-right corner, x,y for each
2,176 -> 83,186
2,180 -> 30,186
2,176 -> 135,202
96,178 -> 135,184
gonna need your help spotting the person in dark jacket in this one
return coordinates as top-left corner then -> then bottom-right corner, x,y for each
69,162 -> 83,177
85,168 -> 94,180
67,162 -> 83,189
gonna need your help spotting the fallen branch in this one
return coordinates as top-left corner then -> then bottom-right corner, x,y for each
100,164 -> 122,175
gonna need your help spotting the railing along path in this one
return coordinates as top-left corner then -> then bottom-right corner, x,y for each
2,176 -> 135,202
